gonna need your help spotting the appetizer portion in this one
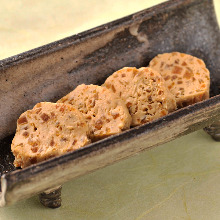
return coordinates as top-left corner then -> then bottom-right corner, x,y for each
58,84 -> 131,141
103,67 -> 176,126
149,52 -> 210,108
11,51 -> 211,168
11,102 -> 90,168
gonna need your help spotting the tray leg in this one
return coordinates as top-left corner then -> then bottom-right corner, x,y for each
204,121 -> 220,141
39,185 -> 62,208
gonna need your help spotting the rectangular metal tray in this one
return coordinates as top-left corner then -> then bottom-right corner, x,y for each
0,0 -> 219,207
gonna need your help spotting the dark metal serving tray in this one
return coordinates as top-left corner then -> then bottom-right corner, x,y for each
0,0 -> 220,207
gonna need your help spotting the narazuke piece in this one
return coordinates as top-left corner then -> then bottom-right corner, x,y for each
58,84 -> 131,141
103,67 -> 176,126
11,102 -> 90,168
149,52 -> 210,108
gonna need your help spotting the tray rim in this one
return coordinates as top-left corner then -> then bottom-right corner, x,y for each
4,94 -> 220,179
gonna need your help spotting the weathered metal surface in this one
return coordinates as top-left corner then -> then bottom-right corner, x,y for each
0,0 -> 219,207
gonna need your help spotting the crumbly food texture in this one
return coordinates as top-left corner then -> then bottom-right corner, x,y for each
58,84 -> 131,141
103,67 -> 176,126
11,102 -> 90,168
149,52 -> 210,107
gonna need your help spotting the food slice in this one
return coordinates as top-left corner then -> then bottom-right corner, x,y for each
58,84 -> 131,141
103,67 -> 176,126
11,102 -> 90,168
149,52 -> 210,108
